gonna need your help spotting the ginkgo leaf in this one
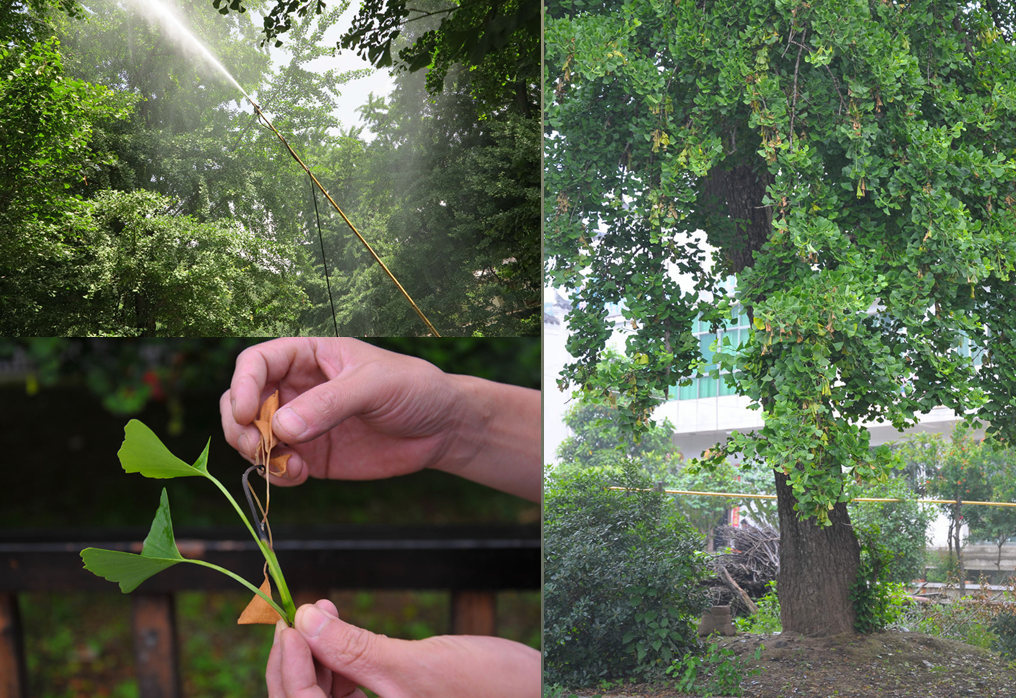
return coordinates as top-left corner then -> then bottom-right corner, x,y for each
237,574 -> 283,625
81,488 -> 183,593
118,419 -> 211,479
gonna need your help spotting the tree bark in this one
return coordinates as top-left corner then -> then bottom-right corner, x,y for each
774,469 -> 861,636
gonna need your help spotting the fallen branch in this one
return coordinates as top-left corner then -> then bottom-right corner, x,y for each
719,564 -> 758,615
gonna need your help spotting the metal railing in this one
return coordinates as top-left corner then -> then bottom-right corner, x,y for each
0,524 -> 540,698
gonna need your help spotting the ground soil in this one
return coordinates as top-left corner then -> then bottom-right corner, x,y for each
568,631 -> 1016,698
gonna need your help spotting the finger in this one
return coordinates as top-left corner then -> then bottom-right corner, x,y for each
270,360 -> 397,444
331,674 -> 370,698
279,625 -> 327,697
293,604 -> 401,697
221,389 -> 261,463
230,339 -> 308,426
310,600 -> 363,698
266,620 -> 286,698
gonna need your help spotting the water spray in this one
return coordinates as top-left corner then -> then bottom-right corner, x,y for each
133,0 -> 441,337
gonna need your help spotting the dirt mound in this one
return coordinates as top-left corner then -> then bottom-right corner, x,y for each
567,631 -> 1016,697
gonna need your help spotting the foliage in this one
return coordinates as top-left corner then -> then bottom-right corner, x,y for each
966,457 -> 1016,569
892,596 -> 1001,650
546,0 -> 1016,518
552,357 -> 777,538
553,353 -> 681,477
849,475 -> 934,584
672,460 -> 779,536
850,529 -> 909,634
733,581 -> 781,635
229,0 -> 540,115
340,63 -> 540,336
0,36 -> 133,333
667,643 -> 763,698
895,430 -> 1016,582
81,419 -> 296,623
990,608 -> 1016,660
544,465 -> 710,686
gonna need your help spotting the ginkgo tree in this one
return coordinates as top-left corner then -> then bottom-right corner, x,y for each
546,0 -> 1016,635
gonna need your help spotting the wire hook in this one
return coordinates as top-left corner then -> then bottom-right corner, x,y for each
242,464 -> 269,542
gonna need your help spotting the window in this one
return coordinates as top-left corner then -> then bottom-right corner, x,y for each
669,307 -> 749,400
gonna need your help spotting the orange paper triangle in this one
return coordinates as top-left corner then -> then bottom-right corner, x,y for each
237,575 -> 282,625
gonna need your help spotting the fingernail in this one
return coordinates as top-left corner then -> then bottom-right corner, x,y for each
274,407 -> 308,439
274,619 -> 285,641
296,605 -> 329,638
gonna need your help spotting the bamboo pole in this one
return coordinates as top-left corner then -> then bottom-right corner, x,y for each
248,99 -> 441,337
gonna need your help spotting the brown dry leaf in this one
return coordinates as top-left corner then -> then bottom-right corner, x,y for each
254,390 -> 280,454
268,453 -> 290,477
237,574 -> 282,625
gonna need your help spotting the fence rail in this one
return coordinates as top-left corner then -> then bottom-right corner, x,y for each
0,524 -> 540,698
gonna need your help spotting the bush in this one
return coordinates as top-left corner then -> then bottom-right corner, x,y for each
543,465 -> 710,686
667,643 -> 764,697
851,524 -> 911,633
733,581 -> 781,634
892,598 -> 998,649
990,609 -> 1016,660
848,476 -> 933,584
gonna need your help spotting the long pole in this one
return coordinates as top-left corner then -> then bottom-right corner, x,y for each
248,99 -> 441,337
607,486 -> 1016,507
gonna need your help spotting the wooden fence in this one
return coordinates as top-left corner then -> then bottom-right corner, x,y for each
0,524 -> 540,698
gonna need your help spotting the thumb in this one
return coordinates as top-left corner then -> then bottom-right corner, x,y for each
294,604 -> 404,695
271,367 -> 387,444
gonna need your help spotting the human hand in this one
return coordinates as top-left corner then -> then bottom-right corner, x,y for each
266,600 -> 541,698
220,338 -> 540,500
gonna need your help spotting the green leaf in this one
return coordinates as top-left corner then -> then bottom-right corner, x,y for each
80,488 -> 183,592
140,488 -> 184,560
118,419 -> 210,478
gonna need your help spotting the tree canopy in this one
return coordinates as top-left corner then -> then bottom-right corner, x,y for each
0,0 -> 538,335
546,0 -> 1016,635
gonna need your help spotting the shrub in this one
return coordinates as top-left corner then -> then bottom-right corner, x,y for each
848,476 -> 933,584
893,598 -> 997,649
851,524 -> 910,633
990,609 -> 1016,660
666,643 -> 763,697
733,581 -> 781,634
543,465 -> 710,686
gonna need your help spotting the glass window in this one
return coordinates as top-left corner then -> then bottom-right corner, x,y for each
699,333 -> 715,363
679,381 -> 697,400
719,376 -> 737,396
699,376 -> 717,398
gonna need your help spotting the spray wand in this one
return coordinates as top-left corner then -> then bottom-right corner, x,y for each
246,96 -> 441,338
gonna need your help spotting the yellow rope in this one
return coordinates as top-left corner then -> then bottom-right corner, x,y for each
249,99 -> 441,337
606,486 -> 1016,508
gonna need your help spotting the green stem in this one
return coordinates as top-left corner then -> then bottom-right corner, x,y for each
204,472 -> 297,623
184,558 -> 291,623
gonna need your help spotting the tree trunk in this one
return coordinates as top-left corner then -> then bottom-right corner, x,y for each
952,502 -> 966,594
709,159 -> 861,636
774,469 -> 861,636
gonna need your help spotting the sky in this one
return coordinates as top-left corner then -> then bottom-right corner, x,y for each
276,2 -> 395,137
130,0 -> 394,139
